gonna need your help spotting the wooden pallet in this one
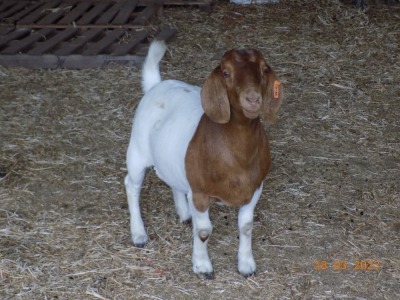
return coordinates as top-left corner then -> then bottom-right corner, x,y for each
0,0 -> 178,68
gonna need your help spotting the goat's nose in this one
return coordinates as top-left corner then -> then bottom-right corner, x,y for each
245,90 -> 261,103
245,95 -> 260,103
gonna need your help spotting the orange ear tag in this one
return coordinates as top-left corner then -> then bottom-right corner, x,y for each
273,80 -> 281,99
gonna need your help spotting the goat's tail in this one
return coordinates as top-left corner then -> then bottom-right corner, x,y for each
141,40 -> 167,94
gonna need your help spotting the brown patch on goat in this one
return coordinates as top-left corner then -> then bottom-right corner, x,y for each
186,115 -> 271,212
186,49 -> 278,212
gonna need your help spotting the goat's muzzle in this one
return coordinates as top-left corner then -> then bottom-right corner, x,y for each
241,90 -> 262,119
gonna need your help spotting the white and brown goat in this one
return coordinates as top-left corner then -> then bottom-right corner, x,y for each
125,40 -> 282,279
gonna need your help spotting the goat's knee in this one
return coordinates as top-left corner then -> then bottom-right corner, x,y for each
192,214 -> 212,244
198,229 -> 211,242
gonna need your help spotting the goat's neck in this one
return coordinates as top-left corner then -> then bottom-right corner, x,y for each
200,113 -> 266,149
226,109 -> 262,133
216,115 -> 266,154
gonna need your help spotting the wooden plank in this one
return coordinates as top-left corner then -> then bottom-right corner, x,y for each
0,2 -> 27,20
28,28 -> 79,55
112,0 -> 138,25
131,4 -> 158,26
39,11 -> 65,25
0,2 -> 14,14
0,53 -> 145,69
18,0 -> 63,25
38,0 -> 80,25
111,30 -> 147,55
77,0 -> 112,25
57,1 -> 93,25
82,29 -> 125,55
0,28 -> 31,48
95,1 -> 124,25
0,54 -> 59,68
3,1 -> 43,23
53,28 -> 103,55
1,28 -> 54,54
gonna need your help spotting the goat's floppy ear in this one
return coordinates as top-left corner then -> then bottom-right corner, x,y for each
262,69 -> 283,124
201,67 -> 230,124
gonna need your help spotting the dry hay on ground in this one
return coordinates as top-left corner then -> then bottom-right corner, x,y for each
0,0 -> 399,299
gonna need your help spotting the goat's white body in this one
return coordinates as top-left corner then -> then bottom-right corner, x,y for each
127,79 -> 203,193
125,41 -> 205,247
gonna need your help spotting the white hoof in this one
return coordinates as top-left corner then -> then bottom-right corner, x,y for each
238,255 -> 256,277
193,259 -> 214,279
132,234 -> 148,248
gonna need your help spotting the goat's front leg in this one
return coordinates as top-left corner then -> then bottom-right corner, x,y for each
237,184 -> 263,277
188,191 -> 214,279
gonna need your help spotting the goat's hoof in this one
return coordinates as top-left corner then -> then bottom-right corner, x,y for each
238,256 -> 256,277
182,218 -> 192,226
198,272 -> 215,280
241,271 -> 255,279
132,234 -> 147,248
132,238 -> 147,248
133,242 -> 146,248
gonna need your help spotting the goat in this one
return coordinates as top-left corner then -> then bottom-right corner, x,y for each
125,40 -> 283,279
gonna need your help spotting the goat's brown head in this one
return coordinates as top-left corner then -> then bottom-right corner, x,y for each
201,48 -> 283,124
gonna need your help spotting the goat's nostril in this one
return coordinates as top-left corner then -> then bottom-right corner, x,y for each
246,96 -> 260,103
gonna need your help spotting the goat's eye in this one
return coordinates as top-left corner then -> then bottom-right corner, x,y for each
223,70 -> 230,78
263,67 -> 270,75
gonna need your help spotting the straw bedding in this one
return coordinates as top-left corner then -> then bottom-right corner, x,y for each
0,0 -> 399,299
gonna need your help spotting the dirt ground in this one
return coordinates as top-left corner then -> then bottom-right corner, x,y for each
1,0 -> 399,299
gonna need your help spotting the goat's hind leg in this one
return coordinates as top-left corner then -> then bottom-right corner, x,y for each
125,150 -> 148,248
172,189 -> 191,224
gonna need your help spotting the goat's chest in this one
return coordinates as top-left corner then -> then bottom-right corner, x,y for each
185,120 -> 271,209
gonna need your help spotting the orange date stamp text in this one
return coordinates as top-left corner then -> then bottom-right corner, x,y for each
314,259 -> 380,271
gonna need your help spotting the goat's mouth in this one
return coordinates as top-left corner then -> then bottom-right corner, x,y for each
242,106 -> 261,119
240,92 -> 262,118
242,101 -> 261,118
